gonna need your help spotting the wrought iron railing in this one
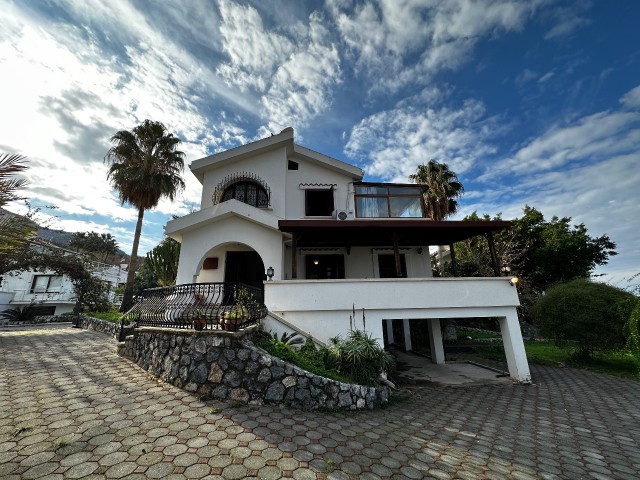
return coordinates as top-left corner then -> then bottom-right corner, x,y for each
120,282 -> 267,332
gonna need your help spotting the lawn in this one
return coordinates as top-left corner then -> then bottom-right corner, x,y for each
454,328 -> 640,379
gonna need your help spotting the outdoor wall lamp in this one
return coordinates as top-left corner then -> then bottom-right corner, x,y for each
510,276 -> 519,286
266,266 -> 274,280
417,247 -> 423,254
501,265 -> 511,274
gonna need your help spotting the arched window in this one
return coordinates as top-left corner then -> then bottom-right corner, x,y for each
221,181 -> 269,208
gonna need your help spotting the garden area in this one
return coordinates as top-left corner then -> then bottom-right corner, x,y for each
431,278 -> 640,380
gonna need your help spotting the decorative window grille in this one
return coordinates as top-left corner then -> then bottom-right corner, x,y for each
212,172 -> 271,208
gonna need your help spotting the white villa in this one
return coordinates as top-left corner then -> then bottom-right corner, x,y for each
0,240 -> 128,317
165,127 -> 531,383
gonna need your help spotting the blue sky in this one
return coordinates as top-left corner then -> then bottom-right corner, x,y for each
1,0 -> 638,288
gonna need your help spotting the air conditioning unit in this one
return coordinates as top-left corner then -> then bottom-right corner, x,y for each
332,209 -> 354,221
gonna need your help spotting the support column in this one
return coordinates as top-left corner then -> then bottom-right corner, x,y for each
498,310 -> 532,383
428,318 -> 445,364
402,319 -> 412,352
385,319 -> 395,345
291,233 -> 298,279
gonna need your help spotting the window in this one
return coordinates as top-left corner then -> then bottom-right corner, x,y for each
354,183 -> 424,218
221,181 -> 269,208
305,254 -> 345,279
31,275 -> 63,293
305,189 -> 334,216
378,254 -> 407,278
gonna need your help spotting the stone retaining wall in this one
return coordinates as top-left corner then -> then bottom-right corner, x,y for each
77,316 -> 121,338
127,327 -> 390,410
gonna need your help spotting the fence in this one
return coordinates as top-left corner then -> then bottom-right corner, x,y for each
120,282 -> 267,333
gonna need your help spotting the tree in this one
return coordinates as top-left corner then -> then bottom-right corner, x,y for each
0,153 -> 36,255
144,237 -> 180,286
69,231 -> 119,262
451,206 -> 618,322
104,119 -> 185,311
532,279 -> 636,359
410,160 -> 464,340
409,160 -> 464,221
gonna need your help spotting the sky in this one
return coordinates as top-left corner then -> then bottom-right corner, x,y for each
1,0 -> 638,289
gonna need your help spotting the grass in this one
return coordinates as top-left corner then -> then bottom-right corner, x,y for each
455,332 -> 640,380
84,311 -> 123,323
524,340 -> 640,378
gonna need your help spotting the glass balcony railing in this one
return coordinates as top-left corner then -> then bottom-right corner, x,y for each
354,183 -> 424,218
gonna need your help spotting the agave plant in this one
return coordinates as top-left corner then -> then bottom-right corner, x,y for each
0,304 -> 39,322
328,329 -> 395,385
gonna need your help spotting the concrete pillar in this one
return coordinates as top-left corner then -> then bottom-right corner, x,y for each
402,319 -> 412,352
385,319 -> 395,345
498,310 -> 532,383
428,318 -> 445,364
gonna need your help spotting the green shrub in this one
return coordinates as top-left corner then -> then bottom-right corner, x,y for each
84,310 -> 123,323
254,336 -> 348,382
626,300 -> 640,354
0,304 -> 38,322
532,279 -> 636,359
327,330 -> 395,386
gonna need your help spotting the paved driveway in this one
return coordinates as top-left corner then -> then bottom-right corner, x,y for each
1,325 -> 640,480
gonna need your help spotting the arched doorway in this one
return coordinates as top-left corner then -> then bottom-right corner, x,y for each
224,251 -> 266,293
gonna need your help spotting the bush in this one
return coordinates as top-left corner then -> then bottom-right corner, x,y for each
0,304 -> 38,322
327,330 -> 395,385
626,300 -> 640,354
532,279 -> 636,359
253,336 -> 348,382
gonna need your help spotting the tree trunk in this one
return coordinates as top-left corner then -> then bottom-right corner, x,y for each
120,206 -> 145,312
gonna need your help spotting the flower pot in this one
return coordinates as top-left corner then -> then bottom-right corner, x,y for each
193,318 -> 206,331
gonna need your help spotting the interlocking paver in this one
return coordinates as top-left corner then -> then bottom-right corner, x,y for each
3,325 -> 640,480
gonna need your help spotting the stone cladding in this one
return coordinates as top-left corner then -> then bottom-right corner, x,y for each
76,315 -> 120,337
126,326 -> 390,410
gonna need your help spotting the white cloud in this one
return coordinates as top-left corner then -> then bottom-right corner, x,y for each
491,110 -> 640,176
259,12 -> 342,134
543,6 -> 592,40
329,0 -> 545,92
216,3 -> 342,135
345,96 -> 497,181
217,0 -> 295,92
0,1 -> 254,236
620,85 -> 640,110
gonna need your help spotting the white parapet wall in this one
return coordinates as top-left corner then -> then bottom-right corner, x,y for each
264,277 -> 531,383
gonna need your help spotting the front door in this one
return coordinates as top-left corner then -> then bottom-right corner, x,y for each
224,251 -> 266,292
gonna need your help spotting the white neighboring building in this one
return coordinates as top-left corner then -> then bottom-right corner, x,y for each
165,128 -> 531,382
0,240 -> 128,316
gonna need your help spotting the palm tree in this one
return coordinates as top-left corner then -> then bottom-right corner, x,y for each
409,160 -> 464,221
105,120 -> 185,311
410,160 -> 464,341
0,153 -> 36,257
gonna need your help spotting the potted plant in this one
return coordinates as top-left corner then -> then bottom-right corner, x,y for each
189,308 -> 207,331
221,306 -> 246,331
189,294 -> 208,331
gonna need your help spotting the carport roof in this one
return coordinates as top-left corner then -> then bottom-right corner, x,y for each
278,219 -> 512,247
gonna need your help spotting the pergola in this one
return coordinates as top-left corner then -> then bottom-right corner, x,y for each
278,219 -> 511,279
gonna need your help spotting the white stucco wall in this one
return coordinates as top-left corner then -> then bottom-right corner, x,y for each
264,277 -> 531,382
175,214 -> 284,284
199,147 -> 288,217
265,277 -> 521,345
285,157 -> 358,219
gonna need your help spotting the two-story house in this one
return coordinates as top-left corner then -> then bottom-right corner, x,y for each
164,127 -> 531,382
0,239 -> 128,318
